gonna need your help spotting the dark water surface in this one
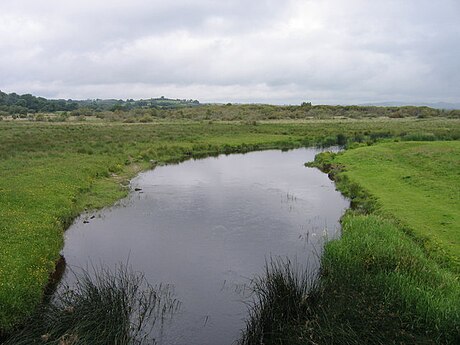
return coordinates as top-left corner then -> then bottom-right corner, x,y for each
61,148 -> 349,344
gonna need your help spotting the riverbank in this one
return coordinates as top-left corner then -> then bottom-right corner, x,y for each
1,119 -> 459,335
305,141 -> 460,343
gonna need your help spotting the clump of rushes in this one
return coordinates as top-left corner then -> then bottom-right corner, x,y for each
239,257 -> 320,345
4,264 -> 180,345
238,258 -> 372,345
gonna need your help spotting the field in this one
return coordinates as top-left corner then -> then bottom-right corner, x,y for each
0,116 -> 459,338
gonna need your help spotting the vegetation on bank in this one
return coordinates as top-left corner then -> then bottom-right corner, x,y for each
308,141 -> 460,344
4,264 -> 180,345
332,142 -> 460,271
318,212 -> 459,344
241,141 -> 459,344
0,117 -> 459,338
241,212 -> 460,344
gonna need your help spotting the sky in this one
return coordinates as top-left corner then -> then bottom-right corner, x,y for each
0,0 -> 459,104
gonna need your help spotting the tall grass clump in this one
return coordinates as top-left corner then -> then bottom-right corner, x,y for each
239,258 -> 320,345
4,264 -> 180,345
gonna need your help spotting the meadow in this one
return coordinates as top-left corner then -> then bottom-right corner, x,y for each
0,115 -> 459,342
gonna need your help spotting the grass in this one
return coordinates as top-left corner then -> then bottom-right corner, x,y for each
239,258 -> 319,345
262,140 -> 460,344
0,118 -> 459,334
240,232 -> 460,344
3,264 -> 180,345
318,212 -> 460,344
334,141 -> 460,271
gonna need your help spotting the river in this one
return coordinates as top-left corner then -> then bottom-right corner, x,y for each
61,147 -> 349,345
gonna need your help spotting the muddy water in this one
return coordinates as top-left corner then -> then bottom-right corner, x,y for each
61,148 -> 348,345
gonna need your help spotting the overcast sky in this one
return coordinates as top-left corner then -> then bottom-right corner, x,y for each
1,0 -> 459,104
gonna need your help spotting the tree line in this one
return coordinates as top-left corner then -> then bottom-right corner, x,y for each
0,90 -> 200,116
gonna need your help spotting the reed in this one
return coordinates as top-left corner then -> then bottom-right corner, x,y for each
239,257 -> 319,345
4,264 -> 180,345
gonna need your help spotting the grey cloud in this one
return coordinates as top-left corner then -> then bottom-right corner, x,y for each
0,0 -> 459,104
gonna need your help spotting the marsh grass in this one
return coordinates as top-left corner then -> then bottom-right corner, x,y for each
239,258 -> 320,345
4,264 -> 180,345
238,257 -> 376,345
240,235 -> 460,345
319,213 -> 460,344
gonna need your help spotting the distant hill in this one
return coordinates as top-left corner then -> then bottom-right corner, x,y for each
1,90 -> 459,122
0,90 -> 200,115
361,101 -> 460,110
78,97 -> 200,111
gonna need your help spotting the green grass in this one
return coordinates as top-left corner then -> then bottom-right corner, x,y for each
318,212 -> 460,344
335,141 -> 460,271
4,264 -> 179,345
239,258 -> 319,345
241,219 -> 460,344
0,118 -> 459,333
289,140 -> 460,344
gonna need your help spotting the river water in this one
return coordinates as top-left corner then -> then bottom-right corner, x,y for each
61,148 -> 349,344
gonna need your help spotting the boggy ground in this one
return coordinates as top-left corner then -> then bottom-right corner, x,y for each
0,117 -> 459,338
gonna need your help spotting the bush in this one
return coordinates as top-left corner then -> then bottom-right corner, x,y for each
35,114 -> 46,122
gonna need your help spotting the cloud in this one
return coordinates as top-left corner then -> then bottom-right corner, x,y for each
0,0 -> 459,104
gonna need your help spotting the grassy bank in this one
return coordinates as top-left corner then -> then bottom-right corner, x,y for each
317,212 -> 460,344
241,140 -> 459,344
306,141 -> 460,343
0,118 -> 459,334
240,213 -> 460,344
333,141 -> 460,271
